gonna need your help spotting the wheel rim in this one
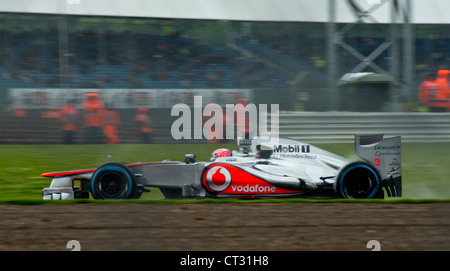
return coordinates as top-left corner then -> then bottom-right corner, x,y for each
343,174 -> 374,198
96,171 -> 129,198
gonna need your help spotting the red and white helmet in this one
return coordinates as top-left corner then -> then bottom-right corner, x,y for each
210,148 -> 232,162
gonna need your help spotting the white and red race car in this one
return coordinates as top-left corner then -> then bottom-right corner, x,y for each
42,134 -> 401,200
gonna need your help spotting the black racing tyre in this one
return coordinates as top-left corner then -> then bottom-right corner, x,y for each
335,162 -> 383,199
91,163 -> 137,199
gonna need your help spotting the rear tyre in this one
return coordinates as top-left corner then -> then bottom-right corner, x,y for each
91,163 -> 137,199
335,162 -> 382,199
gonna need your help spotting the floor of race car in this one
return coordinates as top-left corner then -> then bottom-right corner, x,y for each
0,203 -> 449,251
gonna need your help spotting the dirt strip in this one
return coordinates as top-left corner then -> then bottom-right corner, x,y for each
0,203 -> 449,251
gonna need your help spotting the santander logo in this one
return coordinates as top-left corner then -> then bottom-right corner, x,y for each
205,166 -> 232,192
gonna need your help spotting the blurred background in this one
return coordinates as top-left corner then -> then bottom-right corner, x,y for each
0,0 -> 449,144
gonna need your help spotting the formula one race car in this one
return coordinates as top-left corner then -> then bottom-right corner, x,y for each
42,134 -> 402,200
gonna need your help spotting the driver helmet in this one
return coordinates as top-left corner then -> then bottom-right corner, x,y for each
210,148 -> 232,162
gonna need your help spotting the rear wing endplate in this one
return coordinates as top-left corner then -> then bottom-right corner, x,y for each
355,134 -> 402,197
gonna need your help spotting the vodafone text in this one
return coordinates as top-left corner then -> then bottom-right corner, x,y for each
231,184 -> 276,193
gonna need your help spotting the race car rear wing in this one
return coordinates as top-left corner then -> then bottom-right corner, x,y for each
355,134 -> 402,197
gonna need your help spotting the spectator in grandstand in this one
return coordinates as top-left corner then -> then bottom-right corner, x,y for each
129,77 -> 143,88
207,71 -> 220,87
312,56 -> 326,71
82,93 -> 105,144
135,108 -> 153,143
180,73 -> 193,88
59,100 -> 79,144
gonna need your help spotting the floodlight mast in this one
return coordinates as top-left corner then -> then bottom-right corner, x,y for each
326,0 -> 413,112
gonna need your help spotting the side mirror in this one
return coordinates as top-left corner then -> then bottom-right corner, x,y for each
184,154 -> 197,164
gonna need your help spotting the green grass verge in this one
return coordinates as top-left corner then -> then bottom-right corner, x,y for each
1,198 -> 450,206
0,142 -> 449,203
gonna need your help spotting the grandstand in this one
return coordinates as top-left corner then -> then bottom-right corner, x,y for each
0,14 -> 448,94
0,22 -> 290,90
1,17 -> 449,106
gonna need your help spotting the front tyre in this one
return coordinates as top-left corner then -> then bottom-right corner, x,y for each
91,163 -> 137,199
335,162 -> 383,199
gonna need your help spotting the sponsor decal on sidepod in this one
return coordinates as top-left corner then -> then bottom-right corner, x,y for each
203,164 -> 301,194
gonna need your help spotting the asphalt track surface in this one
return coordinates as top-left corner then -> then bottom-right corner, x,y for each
0,203 -> 449,251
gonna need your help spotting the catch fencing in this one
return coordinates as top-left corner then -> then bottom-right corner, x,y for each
2,112 -> 449,144
278,112 -> 450,143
